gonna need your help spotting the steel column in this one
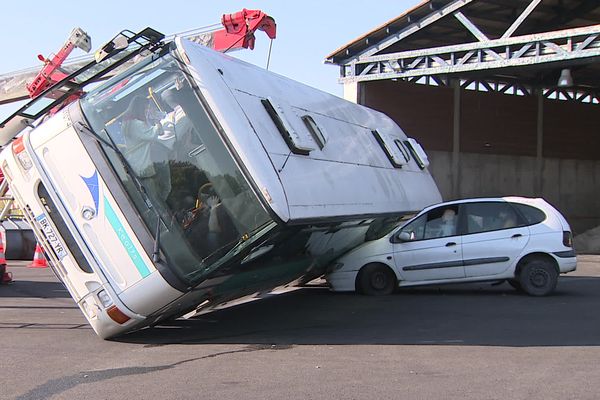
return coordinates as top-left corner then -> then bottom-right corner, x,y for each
536,90 -> 544,195
452,79 -> 461,199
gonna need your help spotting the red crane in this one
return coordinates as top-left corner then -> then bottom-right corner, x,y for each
26,28 -> 92,99
23,9 -> 276,101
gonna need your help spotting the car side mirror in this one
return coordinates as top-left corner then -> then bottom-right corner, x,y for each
397,231 -> 413,242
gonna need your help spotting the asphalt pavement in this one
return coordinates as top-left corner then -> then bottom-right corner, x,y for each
2,257 -> 600,400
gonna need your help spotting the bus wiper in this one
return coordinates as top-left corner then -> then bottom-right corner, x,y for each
151,214 -> 161,263
76,122 -> 164,262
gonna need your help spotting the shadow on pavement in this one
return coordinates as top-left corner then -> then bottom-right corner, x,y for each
0,280 -> 70,299
117,275 -> 600,347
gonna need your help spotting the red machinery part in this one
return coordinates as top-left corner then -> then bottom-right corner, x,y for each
213,8 -> 276,51
26,44 -> 75,99
26,28 -> 91,99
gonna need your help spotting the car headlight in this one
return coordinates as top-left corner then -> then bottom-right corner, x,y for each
327,262 -> 345,273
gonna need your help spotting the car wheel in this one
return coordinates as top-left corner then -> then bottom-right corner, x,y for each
358,264 -> 396,296
507,279 -> 523,292
518,258 -> 558,296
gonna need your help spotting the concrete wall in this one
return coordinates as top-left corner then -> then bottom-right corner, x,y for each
360,79 -> 600,252
428,151 -> 600,238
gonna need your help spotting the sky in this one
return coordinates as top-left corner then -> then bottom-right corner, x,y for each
0,0 -> 422,120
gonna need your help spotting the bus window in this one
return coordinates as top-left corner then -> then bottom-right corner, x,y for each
301,115 -> 327,150
81,53 -> 273,285
403,138 -> 430,169
261,97 -> 315,155
372,129 -> 408,168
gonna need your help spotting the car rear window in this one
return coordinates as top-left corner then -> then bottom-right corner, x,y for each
510,203 -> 546,225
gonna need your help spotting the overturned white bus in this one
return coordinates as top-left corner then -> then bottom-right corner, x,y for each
0,28 -> 441,338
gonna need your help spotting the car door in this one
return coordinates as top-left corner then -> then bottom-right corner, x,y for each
461,201 -> 530,278
392,205 -> 465,282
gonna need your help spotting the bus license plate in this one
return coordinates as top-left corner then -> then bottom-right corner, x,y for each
36,214 -> 68,260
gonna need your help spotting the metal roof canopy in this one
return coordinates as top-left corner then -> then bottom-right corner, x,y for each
326,0 -> 600,103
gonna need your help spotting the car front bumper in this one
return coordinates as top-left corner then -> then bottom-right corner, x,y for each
325,270 -> 359,292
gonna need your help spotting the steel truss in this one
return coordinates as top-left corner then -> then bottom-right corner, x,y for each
399,75 -> 600,104
336,0 -> 600,104
342,24 -> 600,83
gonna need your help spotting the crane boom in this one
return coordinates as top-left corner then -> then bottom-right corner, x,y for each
26,28 -> 92,99
0,9 -> 276,106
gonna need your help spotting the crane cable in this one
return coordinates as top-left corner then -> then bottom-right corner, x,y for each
266,39 -> 273,70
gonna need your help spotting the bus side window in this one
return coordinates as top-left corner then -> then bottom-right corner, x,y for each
372,129 -> 409,168
394,139 -> 411,163
403,138 -> 430,169
301,115 -> 327,150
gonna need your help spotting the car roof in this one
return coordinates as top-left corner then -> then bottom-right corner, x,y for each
420,196 -> 548,214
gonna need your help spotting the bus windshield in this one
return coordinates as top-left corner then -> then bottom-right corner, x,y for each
80,52 -> 273,285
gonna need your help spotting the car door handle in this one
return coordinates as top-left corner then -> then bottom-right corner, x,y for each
512,234 -> 523,238
445,242 -> 457,247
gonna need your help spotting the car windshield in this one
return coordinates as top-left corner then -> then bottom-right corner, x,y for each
79,51 -> 273,285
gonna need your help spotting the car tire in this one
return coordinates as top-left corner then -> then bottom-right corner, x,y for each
518,258 -> 558,296
357,263 -> 396,296
507,279 -> 523,292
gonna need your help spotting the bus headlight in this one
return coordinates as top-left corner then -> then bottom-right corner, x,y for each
97,289 -> 114,308
12,137 -> 33,171
82,298 -> 99,319
16,149 -> 33,170
97,290 -> 131,324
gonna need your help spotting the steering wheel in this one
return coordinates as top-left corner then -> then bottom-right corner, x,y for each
182,182 -> 215,229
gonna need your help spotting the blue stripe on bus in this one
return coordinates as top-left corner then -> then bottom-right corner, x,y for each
81,171 -> 100,215
103,197 -> 151,278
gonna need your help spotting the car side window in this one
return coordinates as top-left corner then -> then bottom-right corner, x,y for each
400,205 -> 459,240
399,214 -> 427,240
511,203 -> 546,225
465,202 -> 521,234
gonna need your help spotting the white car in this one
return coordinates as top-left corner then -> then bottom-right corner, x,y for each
326,197 -> 577,296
